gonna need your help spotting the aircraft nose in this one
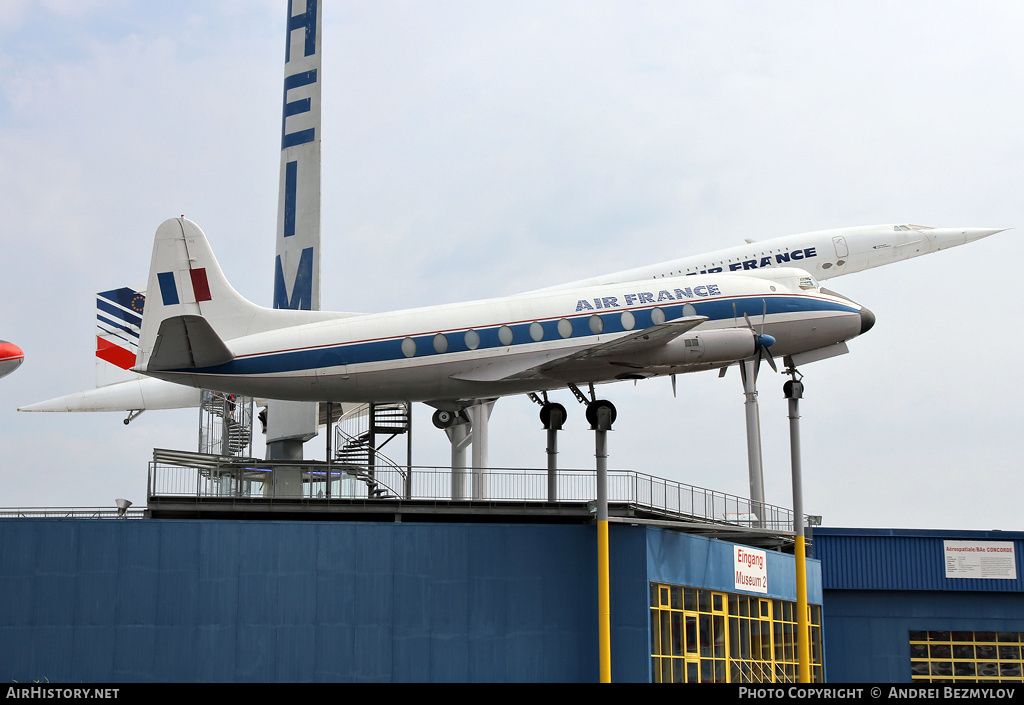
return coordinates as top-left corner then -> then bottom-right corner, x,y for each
0,340 -> 24,379
859,307 -> 876,335
962,227 -> 1008,243
928,227 -> 1008,251
0,340 -> 23,362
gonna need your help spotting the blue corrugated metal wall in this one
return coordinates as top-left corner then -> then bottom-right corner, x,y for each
815,528 -> 1024,682
814,527 -> 1024,592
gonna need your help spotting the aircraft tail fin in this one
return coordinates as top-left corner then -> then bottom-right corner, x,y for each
136,218 -> 338,373
95,287 -> 146,386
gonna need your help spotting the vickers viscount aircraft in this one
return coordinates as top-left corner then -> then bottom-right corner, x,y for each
131,218 -> 875,420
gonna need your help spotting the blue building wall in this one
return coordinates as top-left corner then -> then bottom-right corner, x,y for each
0,519 -> 819,683
814,527 -> 1024,683
646,527 -> 823,601
0,519 -> 602,682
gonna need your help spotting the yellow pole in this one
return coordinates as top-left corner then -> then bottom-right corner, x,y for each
593,403 -> 614,683
795,534 -> 812,682
598,519 -> 611,682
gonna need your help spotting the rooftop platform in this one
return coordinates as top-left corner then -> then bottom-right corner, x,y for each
143,448 -> 801,549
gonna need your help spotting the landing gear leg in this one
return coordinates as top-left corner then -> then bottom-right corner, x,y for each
540,400 -> 566,501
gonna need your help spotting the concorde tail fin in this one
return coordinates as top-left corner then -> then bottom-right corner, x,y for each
95,286 -> 147,386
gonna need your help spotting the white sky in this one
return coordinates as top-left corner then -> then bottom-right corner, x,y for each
1,1 -> 1020,530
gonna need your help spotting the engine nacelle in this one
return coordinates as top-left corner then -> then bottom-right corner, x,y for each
622,328 -> 757,368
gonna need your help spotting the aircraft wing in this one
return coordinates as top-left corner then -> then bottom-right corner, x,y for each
548,316 -> 707,362
449,316 -> 707,383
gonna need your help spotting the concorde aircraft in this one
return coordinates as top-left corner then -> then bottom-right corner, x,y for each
538,223 -> 1006,291
18,221 -> 1000,417
128,217 -> 874,419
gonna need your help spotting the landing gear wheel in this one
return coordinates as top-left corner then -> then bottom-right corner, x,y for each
585,400 -> 617,429
539,402 -> 567,430
432,409 -> 458,429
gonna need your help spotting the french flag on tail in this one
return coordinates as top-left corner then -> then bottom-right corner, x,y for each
156,268 -> 212,307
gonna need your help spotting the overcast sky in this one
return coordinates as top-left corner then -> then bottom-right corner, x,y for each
1,1 -> 1021,531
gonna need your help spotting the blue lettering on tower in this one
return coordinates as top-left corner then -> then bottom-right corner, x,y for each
281,70 -> 317,149
274,247 -> 314,310
284,0 -> 318,62
283,161 -> 298,237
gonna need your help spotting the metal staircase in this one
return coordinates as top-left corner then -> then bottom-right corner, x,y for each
198,390 -> 254,458
334,402 -> 411,499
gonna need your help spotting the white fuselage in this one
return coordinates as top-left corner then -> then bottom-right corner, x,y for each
539,224 -> 1004,291
144,269 -> 869,406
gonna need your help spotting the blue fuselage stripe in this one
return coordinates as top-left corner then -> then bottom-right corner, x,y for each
177,296 -> 857,376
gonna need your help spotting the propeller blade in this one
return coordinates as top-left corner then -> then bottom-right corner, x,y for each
671,374 -> 677,398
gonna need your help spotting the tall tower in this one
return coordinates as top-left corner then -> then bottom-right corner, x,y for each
266,0 -> 322,471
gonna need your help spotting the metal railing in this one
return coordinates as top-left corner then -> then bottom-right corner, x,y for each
147,453 -> 794,531
0,507 -> 146,519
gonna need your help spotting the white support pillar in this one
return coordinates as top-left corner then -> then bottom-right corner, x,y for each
467,400 -> 495,500
740,358 -> 766,522
445,422 -> 471,500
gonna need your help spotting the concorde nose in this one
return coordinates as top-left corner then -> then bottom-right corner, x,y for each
962,227 -> 1008,243
927,227 -> 1008,251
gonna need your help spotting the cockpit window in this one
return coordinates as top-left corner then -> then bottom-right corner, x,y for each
798,275 -> 819,290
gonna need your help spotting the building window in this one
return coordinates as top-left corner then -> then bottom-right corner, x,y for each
650,582 -> 823,683
910,631 -> 1024,682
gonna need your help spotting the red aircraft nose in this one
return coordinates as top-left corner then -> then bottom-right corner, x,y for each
0,340 -> 24,379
